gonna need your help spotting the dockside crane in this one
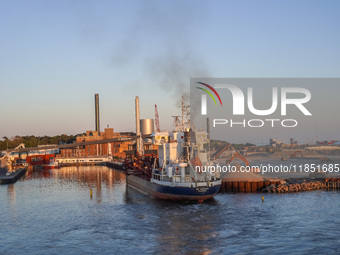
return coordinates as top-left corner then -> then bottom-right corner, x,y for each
0,143 -> 25,161
0,143 -> 25,171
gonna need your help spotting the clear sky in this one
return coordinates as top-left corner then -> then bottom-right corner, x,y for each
0,0 -> 339,142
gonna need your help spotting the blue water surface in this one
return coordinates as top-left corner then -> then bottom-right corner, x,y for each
1,166 -> 339,255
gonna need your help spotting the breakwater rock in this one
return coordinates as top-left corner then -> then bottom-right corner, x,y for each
263,181 -> 326,193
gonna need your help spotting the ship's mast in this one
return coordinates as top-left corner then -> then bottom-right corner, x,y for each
172,96 -> 190,131
181,96 -> 184,130
178,96 -> 191,161
181,96 -> 190,131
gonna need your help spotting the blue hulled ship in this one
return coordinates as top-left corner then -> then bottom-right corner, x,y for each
125,97 -> 221,202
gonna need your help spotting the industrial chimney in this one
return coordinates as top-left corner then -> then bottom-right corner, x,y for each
135,96 -> 141,154
95,94 -> 100,133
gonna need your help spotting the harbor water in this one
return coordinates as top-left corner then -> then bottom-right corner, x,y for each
1,166 -> 340,254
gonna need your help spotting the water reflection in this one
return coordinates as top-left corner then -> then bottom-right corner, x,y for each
24,166 -> 126,204
26,167 -> 52,179
26,166 -> 125,185
7,184 -> 16,212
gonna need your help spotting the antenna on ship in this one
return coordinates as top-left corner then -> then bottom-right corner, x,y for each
181,96 -> 190,131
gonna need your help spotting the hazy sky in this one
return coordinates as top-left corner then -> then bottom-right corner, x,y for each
1,0 -> 339,141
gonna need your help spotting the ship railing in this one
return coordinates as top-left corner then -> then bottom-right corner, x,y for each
152,172 -> 182,183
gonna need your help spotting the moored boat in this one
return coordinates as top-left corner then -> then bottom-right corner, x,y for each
43,160 -> 60,169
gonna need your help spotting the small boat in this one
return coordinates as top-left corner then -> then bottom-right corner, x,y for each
43,158 -> 60,169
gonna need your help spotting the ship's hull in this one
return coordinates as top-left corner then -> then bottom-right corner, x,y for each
126,174 -> 220,201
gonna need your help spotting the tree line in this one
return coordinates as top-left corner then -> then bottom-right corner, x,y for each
0,134 -> 85,150
210,139 -> 256,151
1,135 -> 256,151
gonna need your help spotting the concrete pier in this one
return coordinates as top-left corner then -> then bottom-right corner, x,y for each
0,167 -> 27,185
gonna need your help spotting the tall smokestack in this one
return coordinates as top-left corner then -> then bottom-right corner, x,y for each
95,94 -> 100,133
135,96 -> 141,153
